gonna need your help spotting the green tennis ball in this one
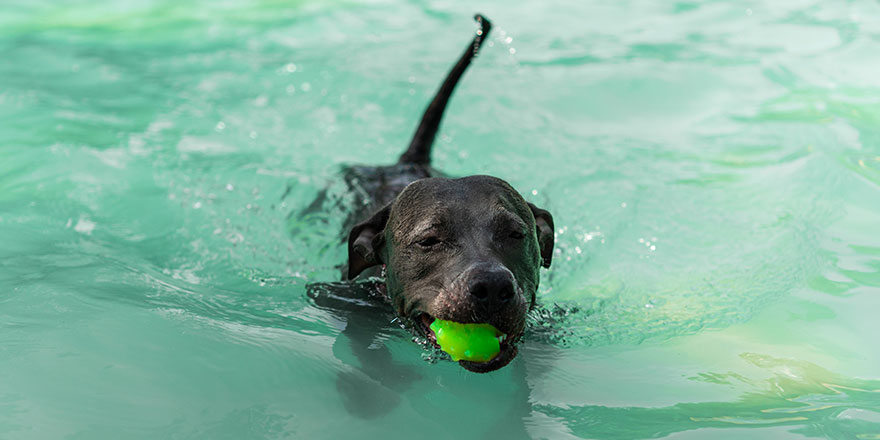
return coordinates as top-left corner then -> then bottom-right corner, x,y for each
429,319 -> 502,362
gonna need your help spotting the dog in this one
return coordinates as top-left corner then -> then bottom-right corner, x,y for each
315,14 -> 555,374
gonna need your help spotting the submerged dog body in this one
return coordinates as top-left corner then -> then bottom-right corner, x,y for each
336,15 -> 555,373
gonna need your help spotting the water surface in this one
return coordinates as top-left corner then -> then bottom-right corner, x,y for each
2,0 -> 880,438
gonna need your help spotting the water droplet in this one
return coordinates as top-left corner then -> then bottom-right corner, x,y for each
285,63 -> 297,73
215,121 -> 226,131
509,47 -> 516,55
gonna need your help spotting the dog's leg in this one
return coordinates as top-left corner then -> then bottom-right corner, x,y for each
308,282 -> 422,418
397,14 -> 492,165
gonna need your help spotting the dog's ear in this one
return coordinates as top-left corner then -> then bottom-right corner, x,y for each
528,203 -> 555,268
346,204 -> 391,280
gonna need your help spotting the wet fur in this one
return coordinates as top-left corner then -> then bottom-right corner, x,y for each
314,15 -> 555,374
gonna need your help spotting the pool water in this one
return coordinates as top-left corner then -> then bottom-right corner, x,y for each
2,0 -> 880,438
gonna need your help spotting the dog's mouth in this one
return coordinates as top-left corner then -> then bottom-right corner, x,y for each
415,313 -> 520,373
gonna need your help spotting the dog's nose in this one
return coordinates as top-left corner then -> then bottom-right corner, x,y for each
467,268 -> 515,306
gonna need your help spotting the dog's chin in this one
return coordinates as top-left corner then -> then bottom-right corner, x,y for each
414,313 -> 522,373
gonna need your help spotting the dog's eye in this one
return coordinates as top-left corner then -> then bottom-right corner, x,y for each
417,237 -> 442,247
509,231 -> 525,240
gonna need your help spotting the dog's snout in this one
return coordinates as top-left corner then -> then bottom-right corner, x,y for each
467,268 -> 515,306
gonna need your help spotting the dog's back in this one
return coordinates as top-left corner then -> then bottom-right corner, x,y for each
338,15 -> 492,233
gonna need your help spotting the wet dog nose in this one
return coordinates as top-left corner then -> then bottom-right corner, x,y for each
467,268 -> 515,306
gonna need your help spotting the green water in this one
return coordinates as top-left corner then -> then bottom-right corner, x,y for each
2,0 -> 880,438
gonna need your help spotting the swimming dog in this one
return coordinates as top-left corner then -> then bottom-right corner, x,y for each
321,15 -> 554,373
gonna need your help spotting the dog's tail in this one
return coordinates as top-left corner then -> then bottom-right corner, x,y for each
397,14 -> 492,165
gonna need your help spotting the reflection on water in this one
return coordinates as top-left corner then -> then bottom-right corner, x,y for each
536,354 -> 880,439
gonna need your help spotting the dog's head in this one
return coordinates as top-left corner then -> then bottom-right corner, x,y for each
346,175 -> 554,372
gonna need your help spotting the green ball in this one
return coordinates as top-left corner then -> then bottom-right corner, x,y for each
429,319 -> 502,362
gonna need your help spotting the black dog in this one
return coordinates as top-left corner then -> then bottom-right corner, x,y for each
318,14 -> 554,374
